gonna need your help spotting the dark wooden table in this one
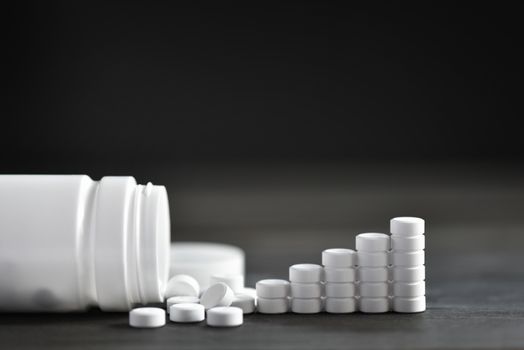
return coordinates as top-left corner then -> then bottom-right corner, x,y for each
1,162 -> 523,349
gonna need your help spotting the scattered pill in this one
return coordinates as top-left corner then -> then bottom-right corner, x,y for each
357,251 -> 389,267
200,282 -> 234,310
231,294 -> 256,314
290,283 -> 322,298
358,267 -> 389,282
359,282 -> 389,298
325,297 -> 356,313
393,281 -> 425,297
355,233 -> 390,252
325,283 -> 356,298
165,274 -> 200,298
291,298 -> 322,314
210,274 -> 244,293
129,307 -> 166,328
169,303 -> 205,323
257,297 -> 289,314
324,267 -> 356,283
391,250 -> 424,266
207,306 -> 243,327
391,235 -> 425,250
390,217 -> 425,236
289,264 -> 323,283
322,248 -> 357,267
393,296 -> 426,313
359,297 -> 389,313
256,279 -> 290,299
166,296 -> 200,313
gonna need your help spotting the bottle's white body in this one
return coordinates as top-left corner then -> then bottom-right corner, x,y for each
0,175 -> 170,312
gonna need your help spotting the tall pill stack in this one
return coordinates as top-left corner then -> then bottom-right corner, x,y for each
289,264 -> 323,313
322,249 -> 357,313
356,233 -> 390,313
390,217 -> 426,313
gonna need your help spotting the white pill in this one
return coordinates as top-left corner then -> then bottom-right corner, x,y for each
210,274 -> 244,293
359,282 -> 389,297
325,283 -> 356,298
290,283 -> 322,298
393,296 -> 426,313
393,281 -> 425,297
206,306 -> 243,327
359,297 -> 389,313
324,267 -> 356,283
390,217 -> 425,236
357,251 -> 389,267
325,297 -> 356,313
241,287 -> 257,299
358,267 -> 389,282
231,294 -> 256,314
289,264 -> 323,283
322,248 -> 357,267
356,233 -> 390,252
392,266 -> 425,282
391,235 -> 425,251
256,297 -> 289,314
169,303 -> 205,323
256,279 -> 290,299
291,298 -> 322,314
129,307 -> 166,328
166,296 -> 200,313
200,282 -> 234,310
392,250 -> 424,266
165,274 -> 200,298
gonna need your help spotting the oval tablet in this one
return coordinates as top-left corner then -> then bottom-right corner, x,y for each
165,274 -> 200,298
391,235 -> 425,251
392,266 -> 425,282
359,282 -> 389,297
169,303 -> 205,323
289,264 -> 323,283
358,267 -> 389,282
290,283 -> 322,298
393,281 -> 425,297
393,296 -> 426,313
200,282 -> 234,310
392,250 -> 424,266
166,296 -> 200,313
325,282 -> 356,298
322,248 -> 357,267
257,297 -> 289,314
291,298 -> 322,314
359,297 -> 389,313
390,217 -> 425,236
231,294 -> 256,314
324,267 -> 356,283
357,251 -> 389,267
256,279 -> 290,299
325,297 -> 356,313
129,307 -> 166,328
207,306 -> 243,327
356,233 -> 390,252
210,274 -> 244,293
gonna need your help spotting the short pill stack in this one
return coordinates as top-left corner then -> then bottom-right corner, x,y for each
356,233 -> 390,313
289,264 -> 323,313
390,217 -> 426,313
256,279 -> 290,314
322,249 -> 357,313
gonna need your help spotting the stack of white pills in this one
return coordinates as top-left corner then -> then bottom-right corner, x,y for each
289,264 -> 323,313
256,279 -> 290,314
390,217 -> 426,313
356,233 -> 390,313
322,249 -> 357,313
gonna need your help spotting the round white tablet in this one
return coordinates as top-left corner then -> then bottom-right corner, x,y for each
207,306 -> 243,327
391,251 -> 424,266
289,264 -> 323,283
256,279 -> 290,299
325,297 -> 356,313
393,281 -> 425,297
391,235 -> 425,251
129,307 -> 166,328
291,298 -> 322,314
210,274 -> 244,293
324,267 -> 356,283
359,282 -> 389,297
166,296 -> 200,313
169,303 -> 205,323
231,294 -> 256,314
356,233 -> 390,252
257,297 -> 289,314
393,296 -> 426,313
358,267 -> 389,282
325,282 -> 356,298
290,283 -> 322,298
390,217 -> 425,236
165,274 -> 200,298
392,266 -> 425,282
359,297 -> 389,313
322,248 -> 357,267
200,282 -> 234,310
357,251 -> 389,267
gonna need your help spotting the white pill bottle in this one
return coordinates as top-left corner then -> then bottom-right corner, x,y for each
0,175 -> 170,312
